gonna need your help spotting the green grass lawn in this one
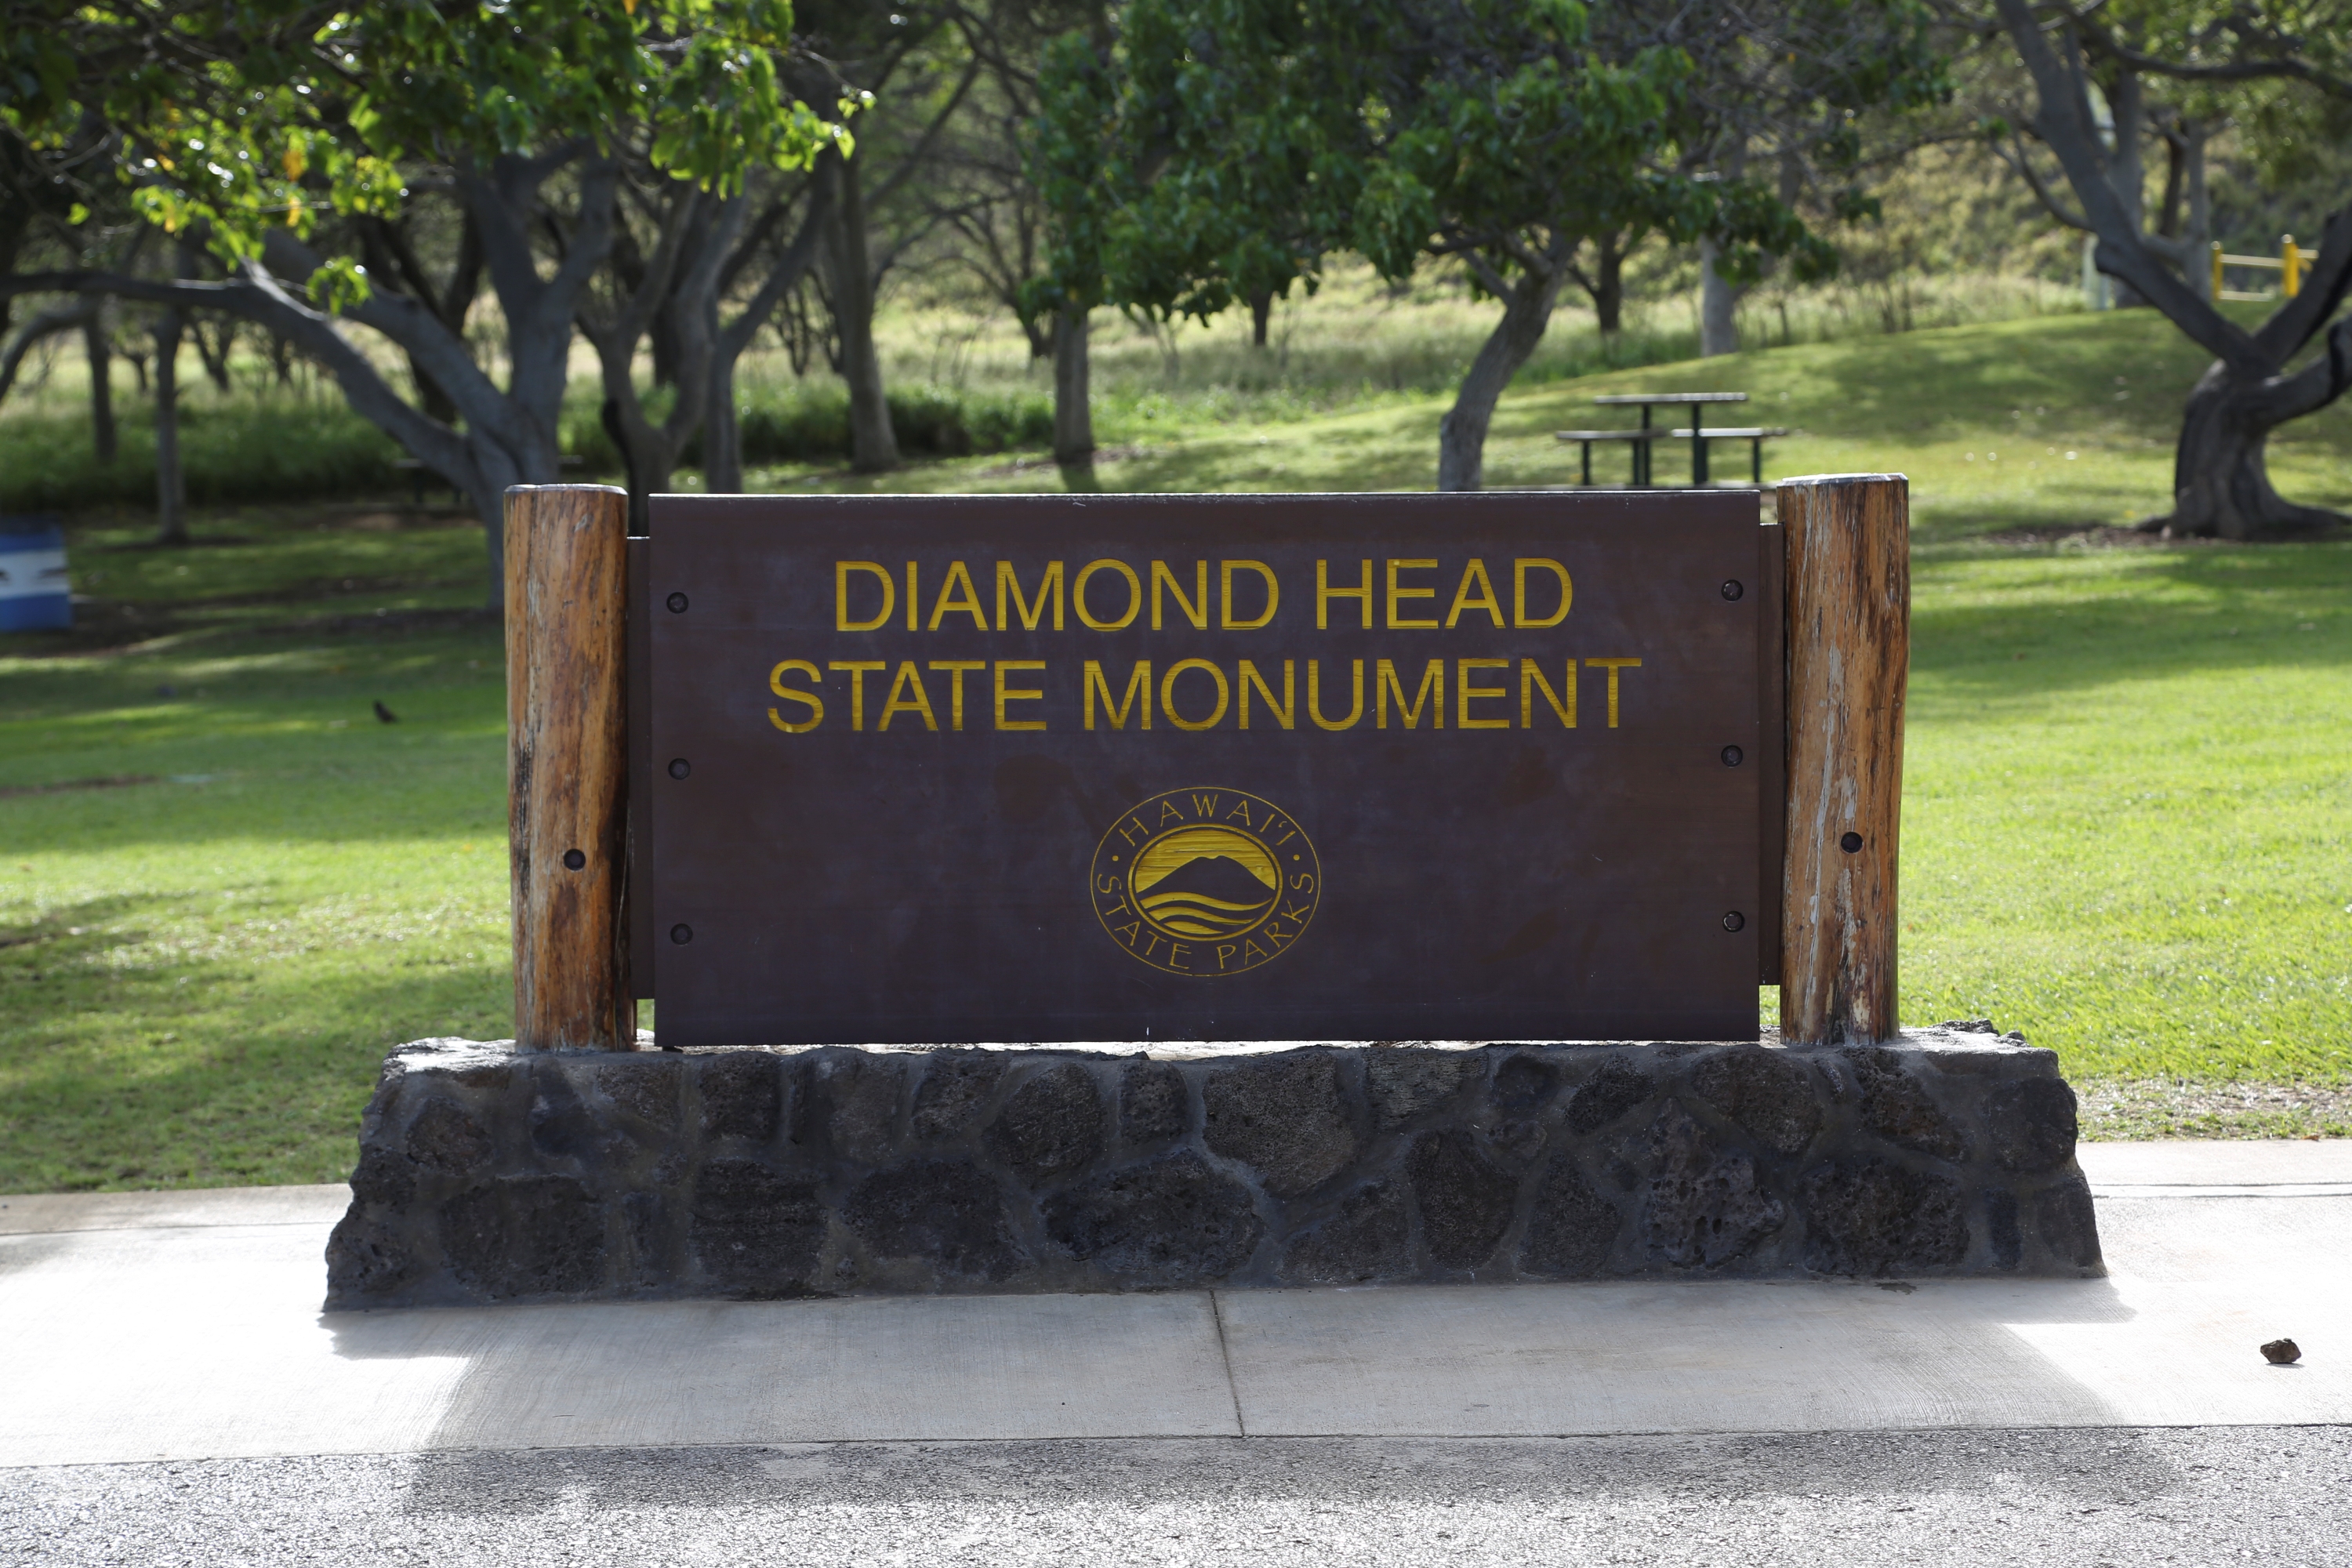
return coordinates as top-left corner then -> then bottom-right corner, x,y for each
4,309 -> 2350,1192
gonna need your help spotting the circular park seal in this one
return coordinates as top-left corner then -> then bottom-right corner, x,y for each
1090,787 -> 1320,978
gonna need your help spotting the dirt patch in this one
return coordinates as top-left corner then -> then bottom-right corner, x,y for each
974,444 -> 1156,478
5,601 -> 195,657
263,606 -> 499,637
0,774 -> 159,800
1977,523 -> 2217,550
2078,1078 -> 2352,1141
6,578 -> 490,656
314,506 -> 477,532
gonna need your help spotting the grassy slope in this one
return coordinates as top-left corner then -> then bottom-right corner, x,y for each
762,307 -> 2352,534
2,309 -> 2348,1190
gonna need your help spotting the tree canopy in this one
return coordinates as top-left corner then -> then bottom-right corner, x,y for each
1,0 -> 854,597
1976,0 -> 2352,537
1033,0 -> 1938,487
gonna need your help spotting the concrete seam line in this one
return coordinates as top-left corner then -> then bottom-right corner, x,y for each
0,1221 -> 339,1237
2092,1186 -> 2352,1200
1207,1290 -> 1249,1439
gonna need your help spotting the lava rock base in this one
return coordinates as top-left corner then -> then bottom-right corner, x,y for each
325,1025 -> 2101,1308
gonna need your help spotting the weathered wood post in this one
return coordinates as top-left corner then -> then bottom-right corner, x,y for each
1777,474 -> 1909,1044
505,484 -> 633,1051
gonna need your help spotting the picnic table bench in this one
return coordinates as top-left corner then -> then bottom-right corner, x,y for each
1555,391 -> 1789,487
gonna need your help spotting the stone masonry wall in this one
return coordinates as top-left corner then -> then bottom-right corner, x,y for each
325,1025 -> 2100,1308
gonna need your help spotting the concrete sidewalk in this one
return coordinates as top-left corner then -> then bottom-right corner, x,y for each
2,1142 -> 2346,1469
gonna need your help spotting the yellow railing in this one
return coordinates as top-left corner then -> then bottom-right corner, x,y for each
2212,236 -> 2314,301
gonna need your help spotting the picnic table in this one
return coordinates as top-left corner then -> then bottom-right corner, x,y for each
1554,391 -> 1788,488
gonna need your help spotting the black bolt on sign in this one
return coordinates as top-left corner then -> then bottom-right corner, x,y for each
639,492 -> 1779,1045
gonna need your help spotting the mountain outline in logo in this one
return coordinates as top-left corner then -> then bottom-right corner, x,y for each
1089,787 -> 1320,978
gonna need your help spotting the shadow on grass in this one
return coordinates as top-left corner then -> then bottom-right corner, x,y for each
0,920 -> 510,1191
1911,542 -> 2352,697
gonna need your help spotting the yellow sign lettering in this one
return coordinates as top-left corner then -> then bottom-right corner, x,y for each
1514,558 -> 1572,628
1586,656 -> 1641,728
768,659 -> 823,732
1074,559 -> 1142,630
826,660 -> 885,731
928,660 -> 984,730
1083,660 -> 1152,730
995,560 -> 1065,631
1385,558 -> 1439,628
1456,658 -> 1510,729
1376,658 -> 1445,728
1151,560 -> 1209,630
1239,659 -> 1294,730
1308,659 -> 1363,729
928,561 -> 988,631
1316,559 -> 1372,630
1445,559 -> 1506,628
1221,561 -> 1279,629
1521,659 -> 1577,729
834,561 -> 894,631
1161,659 -> 1229,731
993,660 -> 1047,730
877,662 -> 938,731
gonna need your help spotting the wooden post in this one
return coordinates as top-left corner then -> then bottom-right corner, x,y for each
505,484 -> 633,1051
1777,474 -> 1908,1044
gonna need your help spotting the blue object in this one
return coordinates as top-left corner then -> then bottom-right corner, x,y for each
0,516 -> 72,632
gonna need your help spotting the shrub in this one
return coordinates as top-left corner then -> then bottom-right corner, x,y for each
0,394 -> 401,512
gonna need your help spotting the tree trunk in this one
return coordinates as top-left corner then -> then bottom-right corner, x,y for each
1436,268 -> 1564,492
703,352 -> 745,495
1594,237 -> 1625,336
192,318 -> 235,391
827,154 -> 898,473
1699,238 -> 1741,358
405,347 -> 461,425
2106,68 -> 2150,309
649,308 -> 682,390
2169,362 -> 2347,539
2144,121 -> 2216,303
84,316 -> 115,463
152,306 -> 187,545
1250,290 -> 1272,347
1991,0 -> 2350,546
1053,303 -> 1094,465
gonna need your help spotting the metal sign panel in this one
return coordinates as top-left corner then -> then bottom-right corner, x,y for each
644,491 -> 1770,1045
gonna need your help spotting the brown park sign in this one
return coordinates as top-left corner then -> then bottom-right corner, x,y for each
636,491 -> 1781,1046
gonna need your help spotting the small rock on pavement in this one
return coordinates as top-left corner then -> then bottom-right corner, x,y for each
2260,1338 -> 2301,1365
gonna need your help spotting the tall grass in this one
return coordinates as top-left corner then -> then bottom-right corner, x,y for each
0,257 -> 2090,509
0,387 -> 401,514
868,259 -> 2089,441
558,379 -> 1055,474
